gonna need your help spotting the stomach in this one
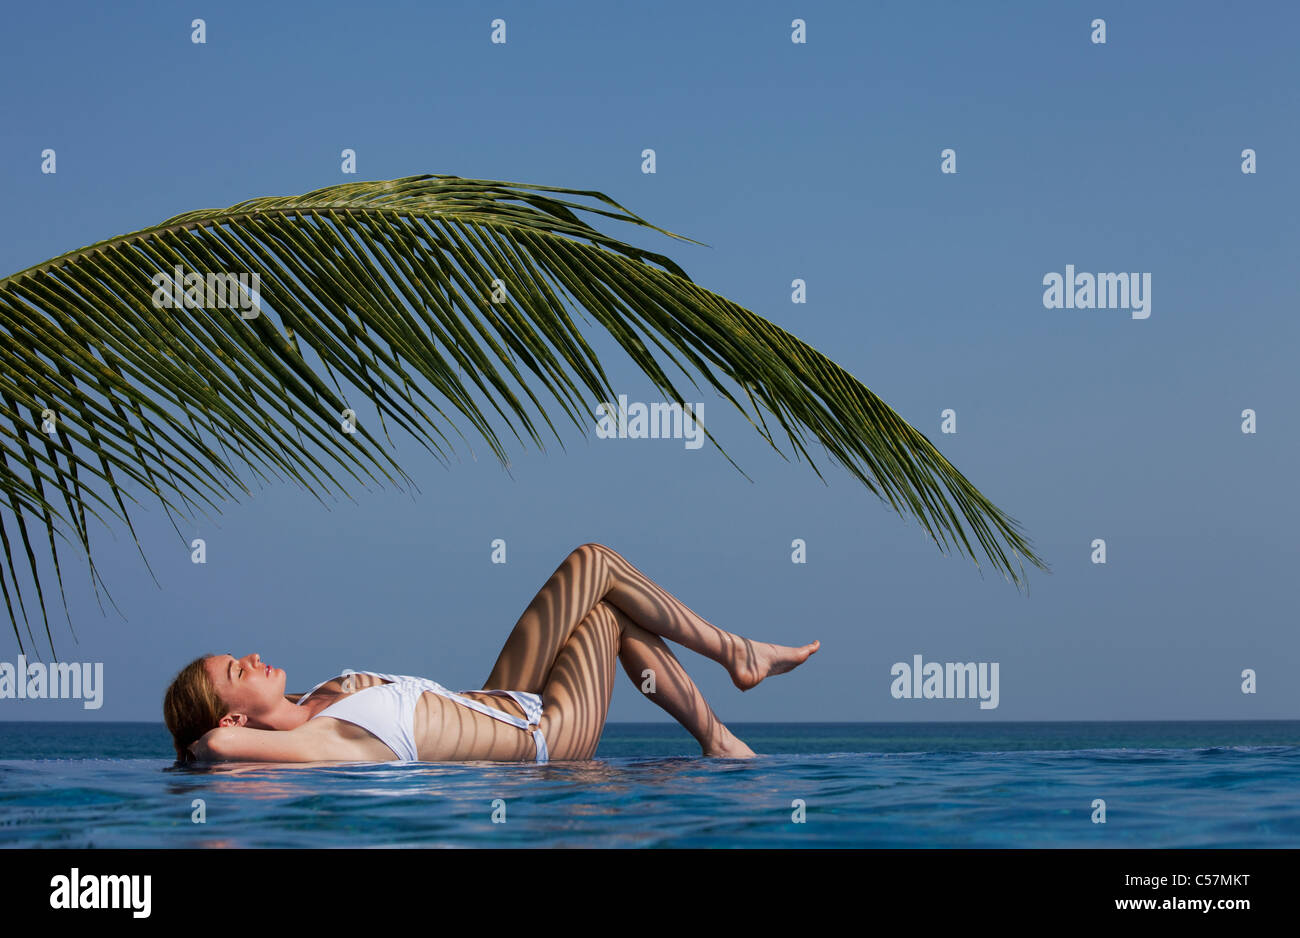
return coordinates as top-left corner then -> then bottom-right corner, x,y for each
410,689 -> 539,762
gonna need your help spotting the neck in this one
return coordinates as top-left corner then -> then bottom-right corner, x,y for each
247,697 -> 314,731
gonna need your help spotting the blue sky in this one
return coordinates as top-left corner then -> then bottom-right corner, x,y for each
0,0 -> 1296,724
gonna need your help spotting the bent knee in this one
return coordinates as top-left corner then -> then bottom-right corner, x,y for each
588,600 -> 626,632
570,542 -> 605,562
595,601 -> 637,634
571,542 -> 625,565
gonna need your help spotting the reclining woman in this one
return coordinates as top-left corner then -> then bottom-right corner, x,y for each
164,543 -> 820,764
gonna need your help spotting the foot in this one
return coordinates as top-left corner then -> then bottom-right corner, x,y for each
703,727 -> 757,758
728,638 -> 820,692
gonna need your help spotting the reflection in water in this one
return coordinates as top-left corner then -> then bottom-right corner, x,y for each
167,756 -> 749,807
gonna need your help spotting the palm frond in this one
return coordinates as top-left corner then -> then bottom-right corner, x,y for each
0,173 -> 1049,655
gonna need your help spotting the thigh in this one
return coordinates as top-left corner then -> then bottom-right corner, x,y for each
483,545 -> 610,693
539,601 -> 624,761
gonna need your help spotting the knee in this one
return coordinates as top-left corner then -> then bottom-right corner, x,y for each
581,601 -> 628,641
593,600 -> 634,636
570,542 -> 613,565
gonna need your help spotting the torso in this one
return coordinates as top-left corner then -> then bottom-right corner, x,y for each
291,673 -> 544,762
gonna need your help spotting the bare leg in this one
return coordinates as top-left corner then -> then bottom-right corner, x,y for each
540,600 -> 754,760
616,612 -> 755,757
538,603 -> 621,761
484,543 -> 818,695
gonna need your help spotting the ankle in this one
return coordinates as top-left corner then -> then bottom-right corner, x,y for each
703,723 -> 734,750
720,632 -> 747,672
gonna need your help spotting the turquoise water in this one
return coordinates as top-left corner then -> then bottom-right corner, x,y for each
1,721 -> 1297,848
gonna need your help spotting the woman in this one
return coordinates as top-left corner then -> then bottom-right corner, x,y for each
164,543 -> 819,764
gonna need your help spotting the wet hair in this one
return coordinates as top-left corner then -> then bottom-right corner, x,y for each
162,655 -> 225,764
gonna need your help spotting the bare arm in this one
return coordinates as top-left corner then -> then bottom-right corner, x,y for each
190,722 -> 372,763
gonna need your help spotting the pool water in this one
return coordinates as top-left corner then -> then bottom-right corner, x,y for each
1,721 -> 1296,848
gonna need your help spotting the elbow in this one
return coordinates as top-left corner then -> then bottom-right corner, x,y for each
191,726 -> 233,762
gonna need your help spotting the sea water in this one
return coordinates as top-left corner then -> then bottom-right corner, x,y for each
1,721 -> 1296,848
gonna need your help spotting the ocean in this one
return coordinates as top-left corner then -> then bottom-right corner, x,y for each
1,720 -> 1296,848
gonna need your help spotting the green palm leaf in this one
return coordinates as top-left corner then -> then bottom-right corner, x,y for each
0,173 -> 1049,655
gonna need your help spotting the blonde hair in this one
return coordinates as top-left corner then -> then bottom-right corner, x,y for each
162,655 -> 225,764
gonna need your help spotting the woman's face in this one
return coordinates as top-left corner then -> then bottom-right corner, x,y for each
202,652 -> 287,725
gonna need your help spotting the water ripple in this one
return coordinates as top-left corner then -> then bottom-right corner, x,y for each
2,724 -> 1299,847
